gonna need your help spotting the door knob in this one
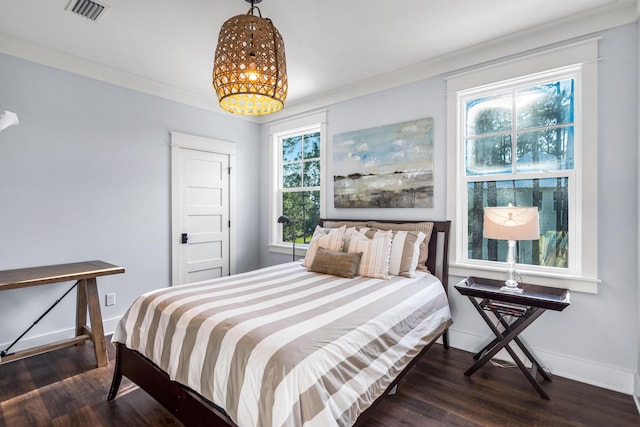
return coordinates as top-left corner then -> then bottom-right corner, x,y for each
181,233 -> 188,244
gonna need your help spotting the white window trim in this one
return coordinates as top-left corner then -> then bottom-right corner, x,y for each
268,110 -> 327,256
446,38 -> 599,293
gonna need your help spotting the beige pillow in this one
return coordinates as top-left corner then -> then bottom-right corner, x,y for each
321,220 -> 369,229
348,230 -> 393,279
367,222 -> 434,271
309,248 -> 363,278
356,227 -> 377,238
303,226 -> 346,267
388,231 -> 426,278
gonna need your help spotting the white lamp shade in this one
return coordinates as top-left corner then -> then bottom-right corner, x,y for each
483,206 -> 540,241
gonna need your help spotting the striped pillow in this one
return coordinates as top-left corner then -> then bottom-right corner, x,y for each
388,231 -> 426,278
367,222 -> 434,272
342,227 -> 361,252
348,230 -> 393,279
356,227 -> 378,239
303,226 -> 346,268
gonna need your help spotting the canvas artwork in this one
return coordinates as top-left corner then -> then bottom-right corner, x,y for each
333,117 -> 434,208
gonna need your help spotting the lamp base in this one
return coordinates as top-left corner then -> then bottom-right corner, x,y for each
500,280 -> 524,294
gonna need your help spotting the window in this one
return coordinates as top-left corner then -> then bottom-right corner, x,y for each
280,129 -> 321,244
464,73 -> 575,269
269,111 -> 327,254
446,40 -> 599,292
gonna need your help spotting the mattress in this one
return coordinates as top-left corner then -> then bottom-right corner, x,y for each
112,261 -> 452,427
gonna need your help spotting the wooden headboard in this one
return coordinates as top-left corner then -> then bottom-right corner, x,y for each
318,219 -> 451,292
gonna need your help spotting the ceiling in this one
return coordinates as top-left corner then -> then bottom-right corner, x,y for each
0,0 -> 637,120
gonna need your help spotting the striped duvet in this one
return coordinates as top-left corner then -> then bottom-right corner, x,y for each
112,262 -> 452,427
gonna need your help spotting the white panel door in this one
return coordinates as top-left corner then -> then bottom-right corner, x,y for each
177,148 -> 229,284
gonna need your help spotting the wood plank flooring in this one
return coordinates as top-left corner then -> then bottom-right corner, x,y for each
1,338 -> 638,426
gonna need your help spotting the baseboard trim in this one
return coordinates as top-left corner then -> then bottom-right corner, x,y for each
634,373 -> 640,415
448,328 -> 635,395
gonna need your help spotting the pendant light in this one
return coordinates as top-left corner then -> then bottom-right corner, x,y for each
212,0 -> 288,115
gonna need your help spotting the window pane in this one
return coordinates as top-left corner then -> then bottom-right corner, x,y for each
467,178 -> 569,268
465,93 -> 512,137
282,190 -> 320,243
303,132 -> 320,159
516,127 -> 574,172
516,79 -> 574,130
283,163 -> 302,188
465,135 -> 512,176
303,160 -> 320,187
282,136 -> 302,162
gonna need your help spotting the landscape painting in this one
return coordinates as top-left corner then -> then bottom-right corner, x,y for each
333,118 -> 434,208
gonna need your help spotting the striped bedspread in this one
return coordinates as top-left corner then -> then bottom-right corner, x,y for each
112,262 -> 452,427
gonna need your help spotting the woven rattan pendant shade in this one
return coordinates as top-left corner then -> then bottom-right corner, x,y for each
212,7 -> 287,115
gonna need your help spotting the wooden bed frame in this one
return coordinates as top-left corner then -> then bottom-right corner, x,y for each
108,219 -> 451,427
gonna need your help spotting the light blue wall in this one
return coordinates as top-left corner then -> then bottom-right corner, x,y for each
0,53 -> 261,349
260,23 -> 639,392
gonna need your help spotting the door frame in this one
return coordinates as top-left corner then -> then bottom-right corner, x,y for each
170,132 -> 237,286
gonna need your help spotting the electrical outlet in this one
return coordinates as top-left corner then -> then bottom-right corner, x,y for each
106,292 -> 116,306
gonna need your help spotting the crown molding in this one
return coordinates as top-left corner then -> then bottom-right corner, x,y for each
0,31 -> 261,122
261,0 -> 637,123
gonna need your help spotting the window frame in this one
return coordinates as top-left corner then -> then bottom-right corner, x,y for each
446,39 -> 599,293
268,111 -> 327,255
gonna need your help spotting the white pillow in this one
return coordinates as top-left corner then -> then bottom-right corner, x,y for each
347,230 -> 393,279
342,227 -> 360,252
303,226 -> 346,268
388,231 -> 426,278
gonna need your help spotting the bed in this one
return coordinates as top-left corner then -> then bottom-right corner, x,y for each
108,219 -> 452,427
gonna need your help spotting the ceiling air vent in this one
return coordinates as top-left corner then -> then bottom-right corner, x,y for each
66,0 -> 108,21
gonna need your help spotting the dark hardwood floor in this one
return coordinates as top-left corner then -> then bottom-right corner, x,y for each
1,338 -> 638,426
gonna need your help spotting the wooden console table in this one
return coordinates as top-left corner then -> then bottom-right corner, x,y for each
0,260 -> 124,367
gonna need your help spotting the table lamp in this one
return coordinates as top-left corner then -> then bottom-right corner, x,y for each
483,204 -> 540,293
277,215 -> 296,262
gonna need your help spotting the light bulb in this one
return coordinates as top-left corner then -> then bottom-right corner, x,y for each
248,61 -> 258,81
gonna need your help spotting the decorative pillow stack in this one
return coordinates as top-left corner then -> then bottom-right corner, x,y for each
303,221 -> 433,279
302,225 -> 346,268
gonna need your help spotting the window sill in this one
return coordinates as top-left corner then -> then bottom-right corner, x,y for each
268,244 -> 308,257
449,263 -> 600,294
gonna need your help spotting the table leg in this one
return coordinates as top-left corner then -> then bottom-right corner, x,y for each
464,297 -> 550,399
472,336 -> 501,360
498,316 -> 552,381
85,278 -> 108,367
76,279 -> 88,337
499,334 -> 550,399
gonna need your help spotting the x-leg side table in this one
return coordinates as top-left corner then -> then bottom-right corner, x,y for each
454,277 -> 570,399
